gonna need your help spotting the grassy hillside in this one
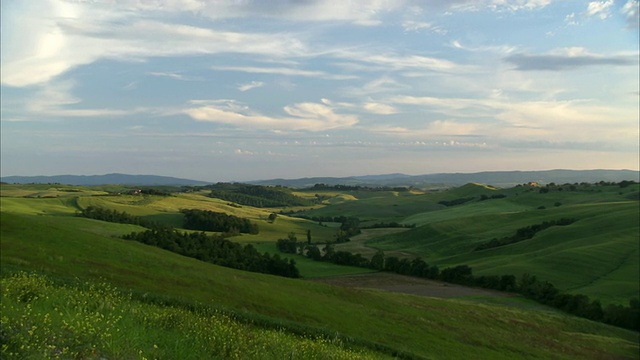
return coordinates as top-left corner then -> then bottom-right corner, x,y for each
299,182 -> 640,305
1,183 -> 639,359
1,210 -> 638,359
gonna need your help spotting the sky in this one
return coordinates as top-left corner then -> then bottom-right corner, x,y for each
1,0 -> 638,182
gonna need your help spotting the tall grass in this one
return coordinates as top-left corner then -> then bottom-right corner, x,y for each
0,272 -> 388,359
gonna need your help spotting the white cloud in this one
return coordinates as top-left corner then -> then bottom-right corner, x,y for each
184,99 -> 358,131
621,0 -> 640,28
459,0 -> 552,12
586,0 -> 614,19
389,94 -> 638,143
402,20 -> 447,34
155,0 -> 407,25
211,66 -> 356,80
19,79 -> 147,118
147,72 -> 200,81
237,81 -> 265,92
369,120 -> 482,138
564,12 -> 578,26
363,102 -> 397,115
235,149 -> 256,156
348,51 -> 462,72
1,2 -> 309,87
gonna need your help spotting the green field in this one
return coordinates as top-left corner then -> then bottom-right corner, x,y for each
1,182 -> 639,359
299,182 -> 640,305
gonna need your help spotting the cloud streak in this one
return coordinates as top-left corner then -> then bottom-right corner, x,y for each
184,99 -> 359,132
237,81 -> 265,92
1,5 -> 308,87
504,49 -> 637,71
212,66 -> 357,80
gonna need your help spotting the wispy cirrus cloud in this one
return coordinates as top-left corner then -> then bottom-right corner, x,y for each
183,99 -> 358,131
25,80 -> 131,118
237,81 -> 265,92
503,48 -> 637,71
389,93 -> 638,144
402,20 -> 447,34
211,65 -> 357,80
147,72 -> 201,81
1,3 -> 308,87
363,102 -> 397,115
334,50 -> 465,73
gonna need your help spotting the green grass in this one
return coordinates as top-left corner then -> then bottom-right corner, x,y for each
74,193 -> 339,243
1,209 -> 639,359
1,183 -> 639,359
366,201 -> 639,305
1,272 -> 386,360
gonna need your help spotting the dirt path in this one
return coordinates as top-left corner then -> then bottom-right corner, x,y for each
310,272 -> 513,299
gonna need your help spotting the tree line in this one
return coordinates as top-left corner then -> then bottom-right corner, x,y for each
438,197 -> 475,207
123,229 -> 299,278
181,209 -> 259,235
77,206 -> 167,230
78,205 -> 297,278
474,218 -> 577,251
275,236 -> 638,331
308,183 -> 410,192
205,183 -> 312,207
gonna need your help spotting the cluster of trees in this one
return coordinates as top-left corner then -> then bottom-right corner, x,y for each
123,228 -> 299,278
474,218 -> 576,251
438,197 -> 475,207
133,188 -> 173,196
205,183 -> 312,207
479,194 -> 506,201
533,180 -> 638,193
618,180 -> 637,188
309,184 -> 409,192
77,206 -> 165,230
336,217 -> 361,243
181,209 -> 259,235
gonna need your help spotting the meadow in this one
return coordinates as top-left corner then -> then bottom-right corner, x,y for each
1,182 -> 638,359
300,182 -> 640,306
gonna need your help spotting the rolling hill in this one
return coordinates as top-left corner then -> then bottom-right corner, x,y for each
1,181 -> 638,359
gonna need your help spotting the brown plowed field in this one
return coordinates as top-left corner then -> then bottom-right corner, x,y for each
310,272 -> 513,299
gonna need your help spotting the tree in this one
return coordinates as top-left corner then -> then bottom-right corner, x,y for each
306,245 -> 322,261
268,213 -> 278,223
323,244 -> 335,261
370,250 -> 385,270
306,229 -> 312,244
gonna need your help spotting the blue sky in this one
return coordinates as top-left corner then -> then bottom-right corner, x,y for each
1,0 -> 638,182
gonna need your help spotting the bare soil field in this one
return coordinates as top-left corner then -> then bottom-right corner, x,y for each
310,272 -> 514,299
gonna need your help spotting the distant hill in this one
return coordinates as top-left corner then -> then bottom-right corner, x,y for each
249,169 -> 640,188
0,173 -> 210,186
3,169 -> 637,187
